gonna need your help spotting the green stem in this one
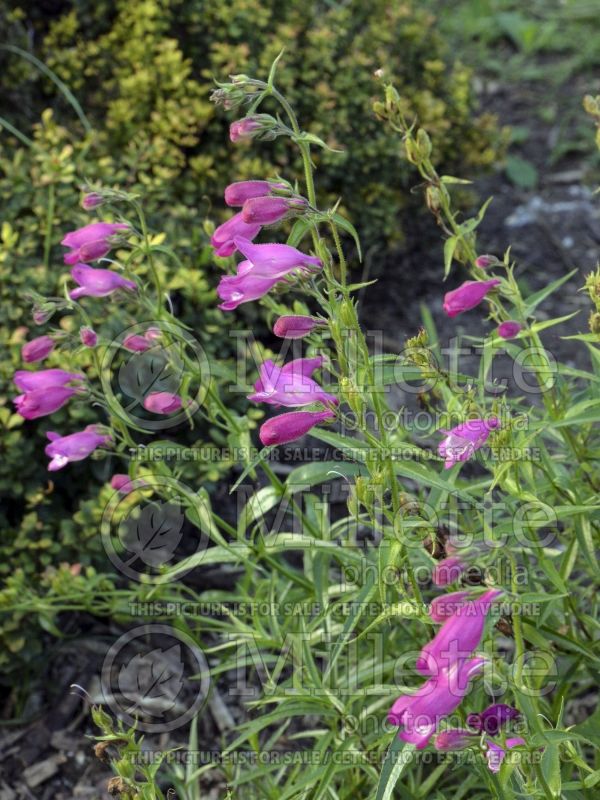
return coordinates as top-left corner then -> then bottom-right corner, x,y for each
43,183 -> 55,269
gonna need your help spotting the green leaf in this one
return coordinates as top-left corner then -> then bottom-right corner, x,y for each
287,217 -> 312,248
285,460 -> 365,489
540,742 -> 561,798
237,486 -> 282,538
443,235 -> 458,278
440,175 -> 473,185
505,155 -> 538,189
331,212 -> 363,261
523,270 -> 577,316
376,738 -> 415,800
229,446 -> 274,493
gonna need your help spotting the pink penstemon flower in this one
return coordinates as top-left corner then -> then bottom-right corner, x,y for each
259,409 -> 336,447
69,264 -> 137,300
443,279 -> 501,317
415,588 -> 502,676
248,357 -> 337,408
388,657 -> 486,749
13,369 -> 84,392
62,222 -> 129,265
428,590 -> 472,622
45,425 -> 112,471
22,335 -> 55,363
485,737 -> 527,772
211,212 -> 262,257
14,385 -> 79,420
438,417 -> 500,469
122,327 -> 161,352
217,238 -> 322,311
143,392 -> 184,414
241,196 -> 307,225
273,315 -> 325,339
224,180 -> 286,206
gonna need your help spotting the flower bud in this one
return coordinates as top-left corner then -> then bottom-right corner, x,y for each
80,327 -> 98,347
242,196 -> 306,225
229,114 -> 279,143
32,303 -> 57,325
589,311 -> 600,334
224,180 -> 286,207
434,729 -> 477,752
497,321 -> 522,340
273,315 -> 324,339
443,280 -> 501,318
81,192 -> 104,210
474,254 -> 500,269
416,128 -> 432,159
339,300 -> 356,328
22,335 -> 55,363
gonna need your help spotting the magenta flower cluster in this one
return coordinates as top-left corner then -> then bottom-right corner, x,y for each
388,585 -> 504,751
12,215 -> 180,473
213,171 -> 335,446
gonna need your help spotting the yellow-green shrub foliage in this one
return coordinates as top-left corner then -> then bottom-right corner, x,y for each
6,0 -> 504,249
0,0 -> 504,677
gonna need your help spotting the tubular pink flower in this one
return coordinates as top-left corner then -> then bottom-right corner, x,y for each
234,237 -> 322,275
22,335 -> 55,363
211,212 -> 262,257
62,222 -> 129,264
429,590 -> 471,622
111,474 -> 149,494
45,425 -> 112,471
224,180 -> 285,206
217,239 -> 322,311
438,417 -> 499,469
80,327 -> 98,347
416,589 -> 503,676
123,328 -> 161,352
434,728 -> 478,751
69,264 -> 137,300
242,196 -> 305,225
14,369 -> 84,392
432,556 -> 466,586
443,279 -> 501,318
14,386 -> 78,419
390,657 -> 486,749
217,264 -> 281,311
273,315 -> 324,339
486,737 -> 526,773
259,409 -> 335,447
143,391 -> 183,414
248,357 -> 337,408
498,321 -> 522,339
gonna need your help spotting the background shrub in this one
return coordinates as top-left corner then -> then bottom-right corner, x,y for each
0,0 -> 503,682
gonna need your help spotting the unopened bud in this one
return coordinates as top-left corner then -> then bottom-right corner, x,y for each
229,114 -> 280,143
81,192 -> 104,211
339,300 -> 356,328
475,254 -> 501,269
416,128 -> 432,159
